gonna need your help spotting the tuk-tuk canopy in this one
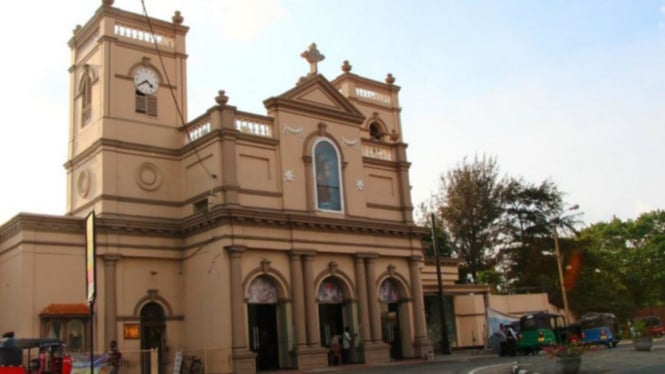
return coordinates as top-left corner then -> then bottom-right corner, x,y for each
520,311 -> 565,330
3,338 -> 65,350
580,312 -> 618,329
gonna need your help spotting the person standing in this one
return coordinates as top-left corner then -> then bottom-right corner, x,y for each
342,327 -> 355,364
108,340 -> 122,374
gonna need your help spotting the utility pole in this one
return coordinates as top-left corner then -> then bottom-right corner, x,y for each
553,225 -> 570,325
431,213 -> 451,354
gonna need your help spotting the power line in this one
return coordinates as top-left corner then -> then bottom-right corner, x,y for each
139,0 -> 215,180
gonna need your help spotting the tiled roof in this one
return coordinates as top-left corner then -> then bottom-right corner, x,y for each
40,303 -> 89,316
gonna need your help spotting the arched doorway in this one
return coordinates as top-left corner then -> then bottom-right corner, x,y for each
317,278 -> 344,349
140,302 -> 165,374
379,279 -> 402,359
247,275 -> 280,371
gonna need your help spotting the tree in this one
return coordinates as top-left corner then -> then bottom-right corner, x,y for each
433,155 -> 508,283
499,179 -> 579,295
571,211 -> 665,319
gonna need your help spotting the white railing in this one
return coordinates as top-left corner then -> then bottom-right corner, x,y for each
114,24 -> 175,48
355,87 -> 391,104
235,116 -> 273,138
362,143 -> 393,161
186,118 -> 212,143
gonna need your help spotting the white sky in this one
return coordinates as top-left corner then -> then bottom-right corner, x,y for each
2,0 -> 664,226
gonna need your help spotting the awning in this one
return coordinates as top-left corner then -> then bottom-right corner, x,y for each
39,303 -> 89,317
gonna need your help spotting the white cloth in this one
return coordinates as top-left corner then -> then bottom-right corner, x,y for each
342,331 -> 352,349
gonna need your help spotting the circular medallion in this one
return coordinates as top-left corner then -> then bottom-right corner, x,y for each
77,169 -> 91,197
135,162 -> 162,191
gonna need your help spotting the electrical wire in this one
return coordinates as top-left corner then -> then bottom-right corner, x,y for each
139,0 -> 215,180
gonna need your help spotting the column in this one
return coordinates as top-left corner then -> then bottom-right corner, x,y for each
354,256 -> 371,343
302,254 -> 319,346
289,252 -> 307,348
364,257 -> 382,343
103,254 -> 121,343
226,245 -> 247,350
409,255 -> 431,357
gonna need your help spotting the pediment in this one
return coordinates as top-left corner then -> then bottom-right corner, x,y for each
264,74 -> 365,124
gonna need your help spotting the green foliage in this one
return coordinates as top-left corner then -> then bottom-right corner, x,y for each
433,155 -> 508,283
423,154 -> 665,320
570,210 -> 665,319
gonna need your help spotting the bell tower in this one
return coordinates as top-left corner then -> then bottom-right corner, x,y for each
65,1 -> 189,219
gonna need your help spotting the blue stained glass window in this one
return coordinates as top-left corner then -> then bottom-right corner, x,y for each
314,141 -> 342,211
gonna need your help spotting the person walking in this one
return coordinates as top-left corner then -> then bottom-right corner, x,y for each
108,340 -> 122,374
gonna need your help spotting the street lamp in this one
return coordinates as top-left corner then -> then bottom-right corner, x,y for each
553,204 -> 579,325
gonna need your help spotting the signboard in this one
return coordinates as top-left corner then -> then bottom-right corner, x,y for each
85,211 -> 96,303
173,351 -> 183,374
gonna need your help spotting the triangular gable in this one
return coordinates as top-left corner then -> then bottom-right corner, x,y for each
263,74 -> 365,124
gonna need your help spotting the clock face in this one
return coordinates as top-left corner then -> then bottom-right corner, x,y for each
133,67 -> 159,95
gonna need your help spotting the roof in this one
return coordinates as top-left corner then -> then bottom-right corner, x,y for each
40,303 -> 89,317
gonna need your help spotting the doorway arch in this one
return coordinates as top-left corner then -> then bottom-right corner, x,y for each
140,302 -> 165,374
247,275 -> 280,371
379,278 -> 403,359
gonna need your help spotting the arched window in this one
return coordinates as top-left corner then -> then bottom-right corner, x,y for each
313,140 -> 342,212
318,278 -> 344,303
247,275 -> 278,304
369,122 -> 385,141
379,279 -> 400,303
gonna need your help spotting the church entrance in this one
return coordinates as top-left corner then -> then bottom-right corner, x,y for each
317,277 -> 348,365
247,276 -> 280,371
140,302 -> 165,374
379,279 -> 403,360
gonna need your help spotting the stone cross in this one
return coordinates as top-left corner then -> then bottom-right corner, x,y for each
301,43 -> 325,75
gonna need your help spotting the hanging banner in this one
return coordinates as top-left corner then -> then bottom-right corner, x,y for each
85,211 -> 96,303
487,307 -> 521,335
71,353 -> 108,374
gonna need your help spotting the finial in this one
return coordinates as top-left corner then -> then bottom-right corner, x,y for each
341,60 -> 352,73
300,43 -> 325,76
102,0 -> 114,6
172,11 -> 184,24
385,73 -> 395,85
215,90 -> 229,105
389,130 -> 400,142
73,25 -> 82,35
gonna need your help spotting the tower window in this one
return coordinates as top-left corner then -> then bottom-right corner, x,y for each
136,91 -> 157,116
369,122 -> 385,141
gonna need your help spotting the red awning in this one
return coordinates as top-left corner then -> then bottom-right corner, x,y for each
40,303 -> 89,317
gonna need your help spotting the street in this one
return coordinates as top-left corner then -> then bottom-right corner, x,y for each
324,339 -> 665,374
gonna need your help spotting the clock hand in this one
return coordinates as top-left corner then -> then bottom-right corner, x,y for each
138,80 -> 153,88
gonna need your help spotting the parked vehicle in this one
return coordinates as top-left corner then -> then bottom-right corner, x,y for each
517,311 -> 568,355
0,337 -> 72,374
635,315 -> 665,337
580,312 -> 622,347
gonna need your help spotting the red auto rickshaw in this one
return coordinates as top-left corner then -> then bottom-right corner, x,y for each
0,337 -> 72,374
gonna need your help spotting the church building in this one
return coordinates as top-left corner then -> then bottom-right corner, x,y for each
0,2 -> 439,373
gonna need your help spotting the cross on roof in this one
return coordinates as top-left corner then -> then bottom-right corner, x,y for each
301,43 -> 325,75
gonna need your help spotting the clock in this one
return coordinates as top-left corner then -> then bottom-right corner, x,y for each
133,66 -> 159,95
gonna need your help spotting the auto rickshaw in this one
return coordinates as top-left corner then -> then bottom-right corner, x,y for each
0,337 -> 72,374
516,311 -> 568,355
580,312 -> 622,347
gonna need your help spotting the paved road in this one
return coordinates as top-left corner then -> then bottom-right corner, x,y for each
304,339 -> 665,374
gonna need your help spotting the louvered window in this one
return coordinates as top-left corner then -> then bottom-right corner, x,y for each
136,92 -> 157,116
